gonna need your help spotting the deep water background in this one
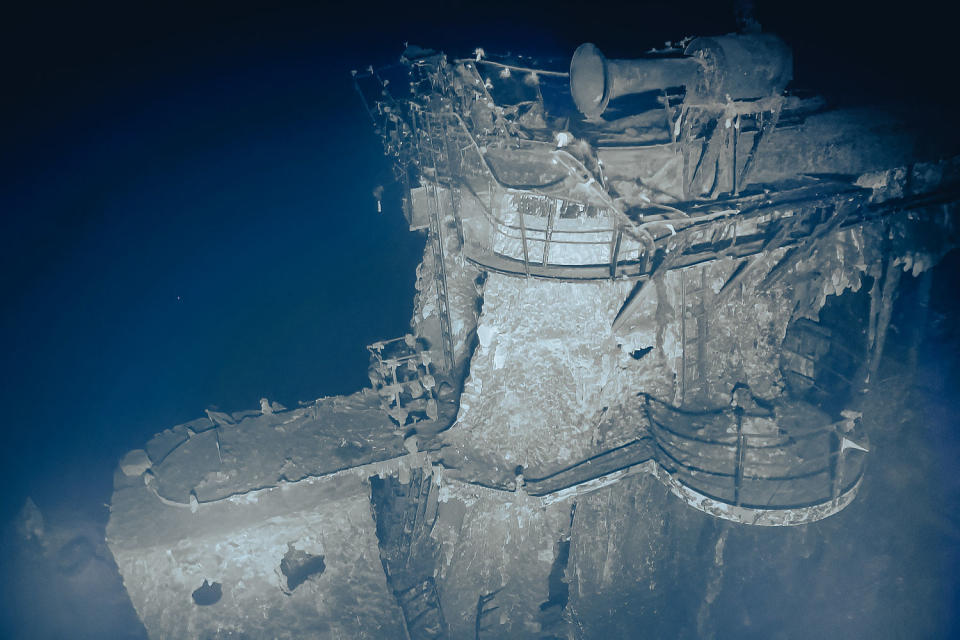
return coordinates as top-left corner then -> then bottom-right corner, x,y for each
0,1 -> 958,637
0,0 -> 746,531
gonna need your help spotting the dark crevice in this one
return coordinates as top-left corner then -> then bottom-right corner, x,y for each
781,283 -> 871,417
191,579 -> 222,606
631,346 -> 653,360
540,540 -> 571,611
370,471 -> 448,639
279,544 -> 325,592
475,588 -> 503,639
538,503 -> 576,639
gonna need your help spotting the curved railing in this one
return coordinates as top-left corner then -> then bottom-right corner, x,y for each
642,394 -> 867,512
457,179 -> 643,276
421,107 -> 880,281
414,107 -> 654,277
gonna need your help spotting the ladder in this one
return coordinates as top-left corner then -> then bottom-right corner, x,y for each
680,268 -> 709,405
417,109 -> 456,373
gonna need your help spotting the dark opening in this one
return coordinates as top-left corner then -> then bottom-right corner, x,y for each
631,346 -> 653,360
191,579 -> 222,606
538,534 -> 573,639
280,544 -> 326,592
541,539 -> 571,611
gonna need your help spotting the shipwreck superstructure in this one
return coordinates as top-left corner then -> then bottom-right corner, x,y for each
105,31 -> 958,639
353,35 -> 956,523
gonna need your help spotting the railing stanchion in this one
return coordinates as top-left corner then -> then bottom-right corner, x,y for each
518,203 -> 531,277
543,200 -> 558,267
610,225 -> 623,278
831,430 -> 842,502
734,411 -> 745,506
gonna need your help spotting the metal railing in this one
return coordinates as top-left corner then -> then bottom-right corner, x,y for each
643,394 -> 866,510
410,108 -> 642,275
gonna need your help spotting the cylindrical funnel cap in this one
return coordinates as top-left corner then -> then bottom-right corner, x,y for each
570,43 -> 609,118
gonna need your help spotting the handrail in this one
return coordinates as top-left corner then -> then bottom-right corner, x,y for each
523,438 -> 654,481
435,108 -> 869,277
641,390 -> 866,510
463,185 -> 620,240
653,435 -> 835,476
647,415 -> 839,448
423,111 -> 621,248
455,57 -> 570,78
446,109 -> 658,245
417,99 -> 944,284
644,400 -> 842,445
654,441 -> 837,482
666,469 -> 865,511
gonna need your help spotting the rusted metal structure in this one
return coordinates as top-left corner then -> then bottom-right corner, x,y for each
354,34 -> 958,525
105,30 -> 958,640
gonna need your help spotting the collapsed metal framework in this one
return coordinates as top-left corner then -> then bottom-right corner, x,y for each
367,336 -> 441,427
357,51 -> 956,291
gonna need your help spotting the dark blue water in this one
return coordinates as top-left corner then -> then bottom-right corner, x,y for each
1,2 -> 957,637
0,0 -> 749,526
